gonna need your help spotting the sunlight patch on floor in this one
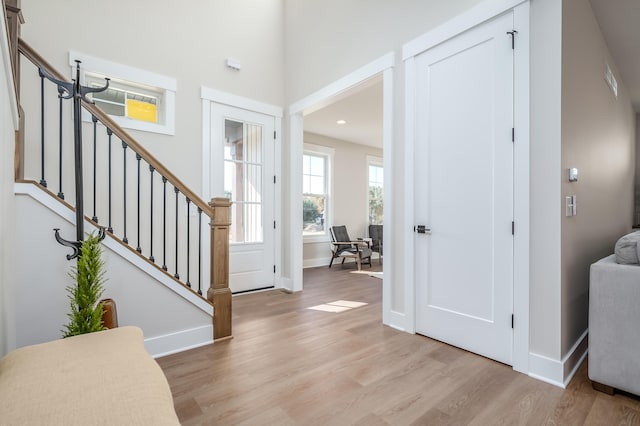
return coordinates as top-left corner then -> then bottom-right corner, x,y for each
307,300 -> 368,313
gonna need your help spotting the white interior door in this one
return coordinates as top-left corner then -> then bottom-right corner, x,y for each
210,103 -> 275,293
414,11 -> 514,365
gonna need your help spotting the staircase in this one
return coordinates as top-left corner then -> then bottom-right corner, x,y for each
4,3 -> 232,355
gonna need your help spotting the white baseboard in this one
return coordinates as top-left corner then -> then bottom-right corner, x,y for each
385,310 -> 408,332
303,257 -> 331,268
145,324 -> 213,358
303,254 -> 381,269
528,329 -> 588,388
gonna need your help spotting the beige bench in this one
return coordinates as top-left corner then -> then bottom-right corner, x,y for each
0,326 -> 180,425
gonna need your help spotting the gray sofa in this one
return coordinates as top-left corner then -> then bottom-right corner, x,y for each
589,253 -> 640,395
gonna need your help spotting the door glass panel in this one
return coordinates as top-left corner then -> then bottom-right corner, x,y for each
224,119 -> 264,244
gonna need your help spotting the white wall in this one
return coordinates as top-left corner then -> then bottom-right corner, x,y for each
302,132 -> 382,267
560,0 -> 635,356
20,0 -> 285,196
14,191 -> 212,357
0,46 -> 18,357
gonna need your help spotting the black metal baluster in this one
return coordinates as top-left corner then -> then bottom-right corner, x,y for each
39,70 -> 46,187
136,153 -> 142,253
197,207 -> 202,295
174,186 -> 180,279
122,141 -> 128,245
91,115 -> 98,222
57,90 -> 64,199
107,129 -> 113,233
186,198 -> 191,288
149,165 -> 155,263
162,176 -> 168,271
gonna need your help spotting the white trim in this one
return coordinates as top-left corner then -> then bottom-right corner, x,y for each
287,53 -> 395,306
1,8 -> 19,129
303,257 -> 331,269
403,56 -> 417,334
387,310 -> 408,332
201,87 -> 283,118
14,182 -> 213,316
274,116 -> 283,289
381,66 -> 394,329
303,143 -> 334,242
289,113 -> 304,292
402,0 -> 527,59
528,330 -> 589,388
563,329 -> 589,387
145,325 -> 213,358
70,51 -> 177,136
70,51 -> 176,90
288,52 -> 395,115
512,1 -> 531,375
528,353 -> 564,388
200,92 -> 282,292
404,2 -> 530,372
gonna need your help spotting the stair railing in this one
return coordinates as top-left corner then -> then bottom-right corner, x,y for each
17,38 -> 232,341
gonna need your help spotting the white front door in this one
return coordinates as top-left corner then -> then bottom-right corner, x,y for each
210,103 -> 275,293
414,11 -> 514,364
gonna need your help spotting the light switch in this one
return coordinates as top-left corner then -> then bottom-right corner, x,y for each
565,195 -> 577,217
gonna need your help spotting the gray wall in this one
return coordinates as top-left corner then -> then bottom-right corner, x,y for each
302,132 -> 382,267
560,0 -> 636,356
529,0 -> 563,360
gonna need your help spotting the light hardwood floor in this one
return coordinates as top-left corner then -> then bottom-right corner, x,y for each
158,264 -> 640,425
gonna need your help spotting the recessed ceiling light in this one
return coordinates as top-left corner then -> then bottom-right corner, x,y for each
336,120 -> 346,125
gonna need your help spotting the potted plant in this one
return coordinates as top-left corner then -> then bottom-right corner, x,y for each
62,232 -> 107,337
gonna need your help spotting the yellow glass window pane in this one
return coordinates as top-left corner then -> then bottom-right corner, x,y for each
127,99 -> 157,123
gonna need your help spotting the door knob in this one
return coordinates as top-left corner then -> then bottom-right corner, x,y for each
414,225 -> 431,234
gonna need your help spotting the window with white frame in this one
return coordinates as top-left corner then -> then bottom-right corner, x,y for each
70,51 -> 176,135
303,144 -> 333,238
367,157 -> 383,225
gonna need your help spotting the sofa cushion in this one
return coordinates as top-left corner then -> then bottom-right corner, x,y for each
614,231 -> 640,264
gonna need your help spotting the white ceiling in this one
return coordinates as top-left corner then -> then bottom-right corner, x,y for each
589,0 -> 640,111
303,78 -> 383,148
304,2 -> 640,148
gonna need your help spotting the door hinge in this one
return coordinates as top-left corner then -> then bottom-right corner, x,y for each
274,175 -> 276,184
507,30 -> 518,49
511,314 -> 514,329
274,220 -> 276,229
274,265 -> 276,273
274,130 -> 276,139
511,221 -> 515,235
512,127 -> 515,142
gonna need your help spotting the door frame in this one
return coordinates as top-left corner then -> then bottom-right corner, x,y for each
287,53 -> 395,327
201,87 -> 283,288
403,0 -> 530,373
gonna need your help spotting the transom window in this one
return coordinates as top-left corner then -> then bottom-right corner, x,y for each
70,50 -> 176,135
87,74 -> 162,124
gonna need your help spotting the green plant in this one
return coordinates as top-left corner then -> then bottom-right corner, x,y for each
62,232 -> 107,337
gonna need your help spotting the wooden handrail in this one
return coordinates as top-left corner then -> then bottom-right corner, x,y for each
18,38 -> 232,340
18,38 -> 212,216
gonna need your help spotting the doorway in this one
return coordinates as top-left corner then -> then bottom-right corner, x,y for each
207,101 -> 277,293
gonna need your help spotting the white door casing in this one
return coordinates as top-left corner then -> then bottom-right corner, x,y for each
209,103 -> 276,293
414,11 -> 514,365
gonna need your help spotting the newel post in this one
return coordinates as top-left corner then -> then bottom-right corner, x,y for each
207,197 -> 232,341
